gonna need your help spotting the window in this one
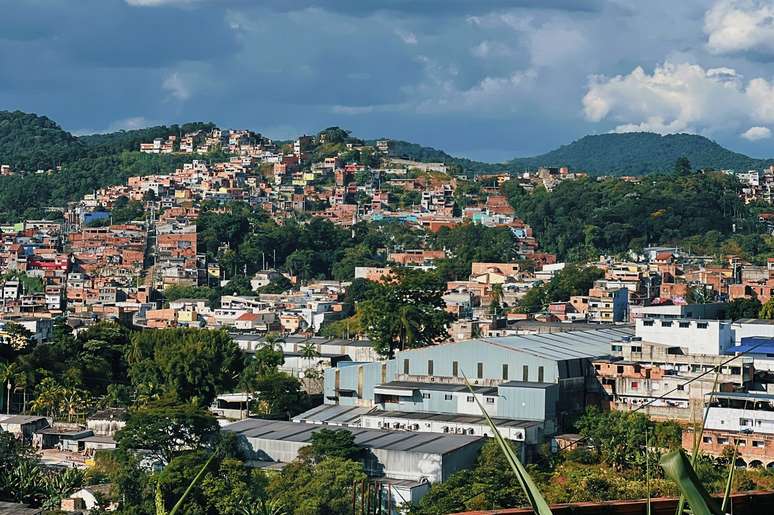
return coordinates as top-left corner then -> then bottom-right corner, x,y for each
466,396 -> 475,402
422,393 -> 431,400
538,366 -> 544,383
679,322 -> 690,328
502,364 -> 509,380
485,397 -> 495,404
631,381 -> 639,389
444,394 -> 453,401
703,436 -> 713,444
523,365 -> 529,382
452,361 -> 459,377
661,320 -> 672,327
753,440 -> 765,448
477,362 -> 484,379
735,439 -> 747,447
718,437 -> 729,445
611,345 -> 623,352
697,322 -> 708,329
631,346 -> 642,353
740,418 -> 752,427
403,359 -> 409,374
644,320 -> 654,327
616,366 -> 624,374
427,360 -> 434,375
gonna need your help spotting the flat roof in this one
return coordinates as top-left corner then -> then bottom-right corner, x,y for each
0,415 -> 47,425
376,381 -> 497,395
499,381 -> 555,389
364,409 -> 541,428
710,391 -> 774,402
292,404 -> 374,425
411,326 -> 635,362
223,418 -> 483,455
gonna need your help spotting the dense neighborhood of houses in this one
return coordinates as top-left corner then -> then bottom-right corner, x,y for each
6,126 -> 774,513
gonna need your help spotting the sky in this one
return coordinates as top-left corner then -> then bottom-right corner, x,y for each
3,0 -> 774,162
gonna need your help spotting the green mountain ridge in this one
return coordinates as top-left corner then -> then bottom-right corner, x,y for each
1,110 -> 772,178
387,132 -> 774,176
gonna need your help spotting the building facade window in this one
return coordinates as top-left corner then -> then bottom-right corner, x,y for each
502,364 -> 509,380
422,393 -> 431,399
403,359 -> 409,374
477,362 -> 484,379
538,366 -> 544,383
523,365 -> 529,382
485,397 -> 495,404
444,394 -> 453,401
452,361 -> 459,377
427,360 -> 434,375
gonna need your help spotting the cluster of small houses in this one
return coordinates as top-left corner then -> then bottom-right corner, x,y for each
7,129 -> 774,511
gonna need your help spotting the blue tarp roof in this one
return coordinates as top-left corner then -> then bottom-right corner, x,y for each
725,336 -> 774,355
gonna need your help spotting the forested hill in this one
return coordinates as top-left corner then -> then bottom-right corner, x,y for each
0,111 -> 85,170
507,132 -> 774,176
386,132 -> 774,176
0,110 -> 214,171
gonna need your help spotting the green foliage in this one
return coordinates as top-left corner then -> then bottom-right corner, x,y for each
358,269 -> 451,356
760,298 -> 774,319
519,265 -> 604,313
428,224 -> 516,281
0,110 -> 84,171
127,328 -> 244,406
116,403 -> 219,464
266,456 -> 366,515
0,432 -> 84,508
505,172 -> 750,260
507,132 -> 772,176
575,407 -> 682,472
728,298 -> 762,320
308,429 -> 362,463
110,196 -> 145,224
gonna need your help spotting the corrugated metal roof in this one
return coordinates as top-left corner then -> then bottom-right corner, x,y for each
223,418 -> 483,455
474,327 -> 634,361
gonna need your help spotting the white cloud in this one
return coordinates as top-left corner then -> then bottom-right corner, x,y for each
395,29 -> 417,45
705,0 -> 774,56
741,126 -> 772,140
415,68 -> 537,115
162,72 -> 191,101
582,61 -> 774,134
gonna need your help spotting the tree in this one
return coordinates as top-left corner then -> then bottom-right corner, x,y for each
518,265 -> 604,314
127,328 -> 245,406
409,440 -> 528,515
674,156 -> 692,176
728,298 -> 762,320
116,403 -> 219,465
250,372 -> 305,419
200,457 -> 270,515
299,341 -> 320,370
267,456 -> 366,515
358,269 -> 451,357
308,429 -> 362,463
760,298 -> 774,319
0,362 -> 19,413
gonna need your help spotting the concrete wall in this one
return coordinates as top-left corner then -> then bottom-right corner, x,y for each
636,318 -> 732,354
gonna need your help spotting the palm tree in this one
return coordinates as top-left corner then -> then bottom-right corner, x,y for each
263,332 -> 285,352
0,362 -> 20,413
13,370 -> 30,414
299,341 -> 320,370
397,305 -> 421,351
30,377 -> 63,418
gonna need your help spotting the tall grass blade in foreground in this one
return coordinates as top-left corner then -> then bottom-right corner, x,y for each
462,372 -> 553,515
660,450 -> 723,515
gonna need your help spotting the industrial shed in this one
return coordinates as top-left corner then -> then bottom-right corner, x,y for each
223,418 -> 484,483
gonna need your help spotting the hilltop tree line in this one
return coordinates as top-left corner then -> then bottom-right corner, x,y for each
504,167 -> 760,261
